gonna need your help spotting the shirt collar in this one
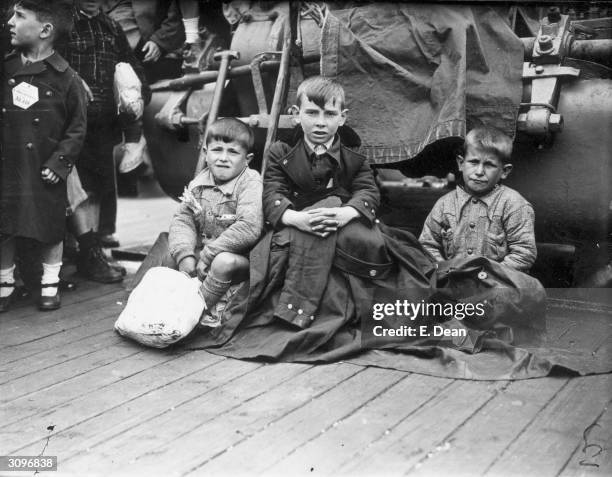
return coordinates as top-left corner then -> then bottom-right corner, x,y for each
189,167 -> 247,196
303,135 -> 341,164
78,7 -> 101,19
9,50 -> 68,73
456,184 -> 503,208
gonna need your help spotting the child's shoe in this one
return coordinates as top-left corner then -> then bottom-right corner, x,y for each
38,283 -> 61,311
0,283 -> 15,313
197,300 -> 221,328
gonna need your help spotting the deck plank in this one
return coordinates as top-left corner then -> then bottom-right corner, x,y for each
1,280 -> 122,324
336,379 -> 508,476
2,314 -> 118,363
484,374 -> 612,477
0,352 -> 232,458
191,366 -> 408,476
15,356 -> 261,459
1,338 -> 143,403
63,363 -> 360,476
0,331 -> 122,384
1,347 -> 179,430
408,376 -> 569,477
559,402 -> 612,477
1,288 -> 125,347
543,306 -> 612,351
60,361 -> 318,476
259,372 -> 452,476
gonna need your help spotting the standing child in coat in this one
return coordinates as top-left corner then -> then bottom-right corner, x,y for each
1,0 -> 87,312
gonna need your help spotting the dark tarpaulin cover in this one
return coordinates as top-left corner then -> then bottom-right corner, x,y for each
320,3 -> 524,164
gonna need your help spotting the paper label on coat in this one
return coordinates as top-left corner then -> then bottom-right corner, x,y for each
12,82 -> 39,109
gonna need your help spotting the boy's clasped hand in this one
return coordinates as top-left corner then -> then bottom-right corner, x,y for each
282,206 -> 359,238
40,167 -> 60,185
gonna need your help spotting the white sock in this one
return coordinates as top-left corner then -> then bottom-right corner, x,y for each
0,265 -> 15,298
182,17 -> 199,44
41,262 -> 62,297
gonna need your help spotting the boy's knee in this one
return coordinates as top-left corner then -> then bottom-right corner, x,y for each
210,252 -> 248,276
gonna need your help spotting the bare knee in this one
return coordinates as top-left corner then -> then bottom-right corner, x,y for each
210,252 -> 249,281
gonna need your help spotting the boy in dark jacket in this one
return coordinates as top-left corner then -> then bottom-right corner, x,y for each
246,76 -> 432,330
265,76 -> 379,238
1,0 -> 87,311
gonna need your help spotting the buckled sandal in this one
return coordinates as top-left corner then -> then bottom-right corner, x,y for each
38,283 -> 61,311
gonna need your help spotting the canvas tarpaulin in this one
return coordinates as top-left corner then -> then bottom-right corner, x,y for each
320,3 -> 524,164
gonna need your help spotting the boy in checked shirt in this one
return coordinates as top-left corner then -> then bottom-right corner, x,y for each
168,118 -> 263,324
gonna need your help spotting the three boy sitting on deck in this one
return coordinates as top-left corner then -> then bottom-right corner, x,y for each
130,76 -> 542,353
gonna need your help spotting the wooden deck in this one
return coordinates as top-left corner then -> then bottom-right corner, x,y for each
1,186 -> 611,477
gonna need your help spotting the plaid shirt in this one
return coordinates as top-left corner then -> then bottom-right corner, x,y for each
59,7 -> 147,117
169,167 -> 264,268
419,184 -> 537,271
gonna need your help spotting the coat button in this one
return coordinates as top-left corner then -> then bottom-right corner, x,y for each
297,309 -> 303,314
274,200 -> 281,206
369,269 -> 377,277
287,304 -> 293,309
374,219 -> 380,224
25,143 -> 33,150
371,208 -> 375,214
310,316 -> 314,321
33,118 -> 40,125
478,271 -> 488,280
469,222 -> 475,228
364,201 -> 368,207
45,90 -> 53,97
467,248 -> 473,255
8,78 -> 16,86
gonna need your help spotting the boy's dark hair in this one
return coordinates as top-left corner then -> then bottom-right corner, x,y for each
296,76 -> 345,110
12,0 -> 73,42
205,118 -> 254,152
463,126 -> 513,163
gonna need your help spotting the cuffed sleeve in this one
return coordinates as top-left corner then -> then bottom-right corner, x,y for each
345,156 -> 380,226
263,142 -> 295,229
43,73 -> 87,180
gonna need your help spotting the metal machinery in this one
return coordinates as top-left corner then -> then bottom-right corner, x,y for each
143,3 -> 612,287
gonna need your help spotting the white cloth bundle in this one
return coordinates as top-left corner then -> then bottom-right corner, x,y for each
113,62 -> 144,119
114,267 -> 205,348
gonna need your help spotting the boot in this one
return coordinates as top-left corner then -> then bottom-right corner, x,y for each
77,245 -> 124,283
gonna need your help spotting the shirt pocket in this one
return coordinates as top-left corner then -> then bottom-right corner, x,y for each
213,199 -> 238,232
485,231 -> 507,260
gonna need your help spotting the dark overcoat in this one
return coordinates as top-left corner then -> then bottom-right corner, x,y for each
1,51 -> 87,243
263,139 -> 380,229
